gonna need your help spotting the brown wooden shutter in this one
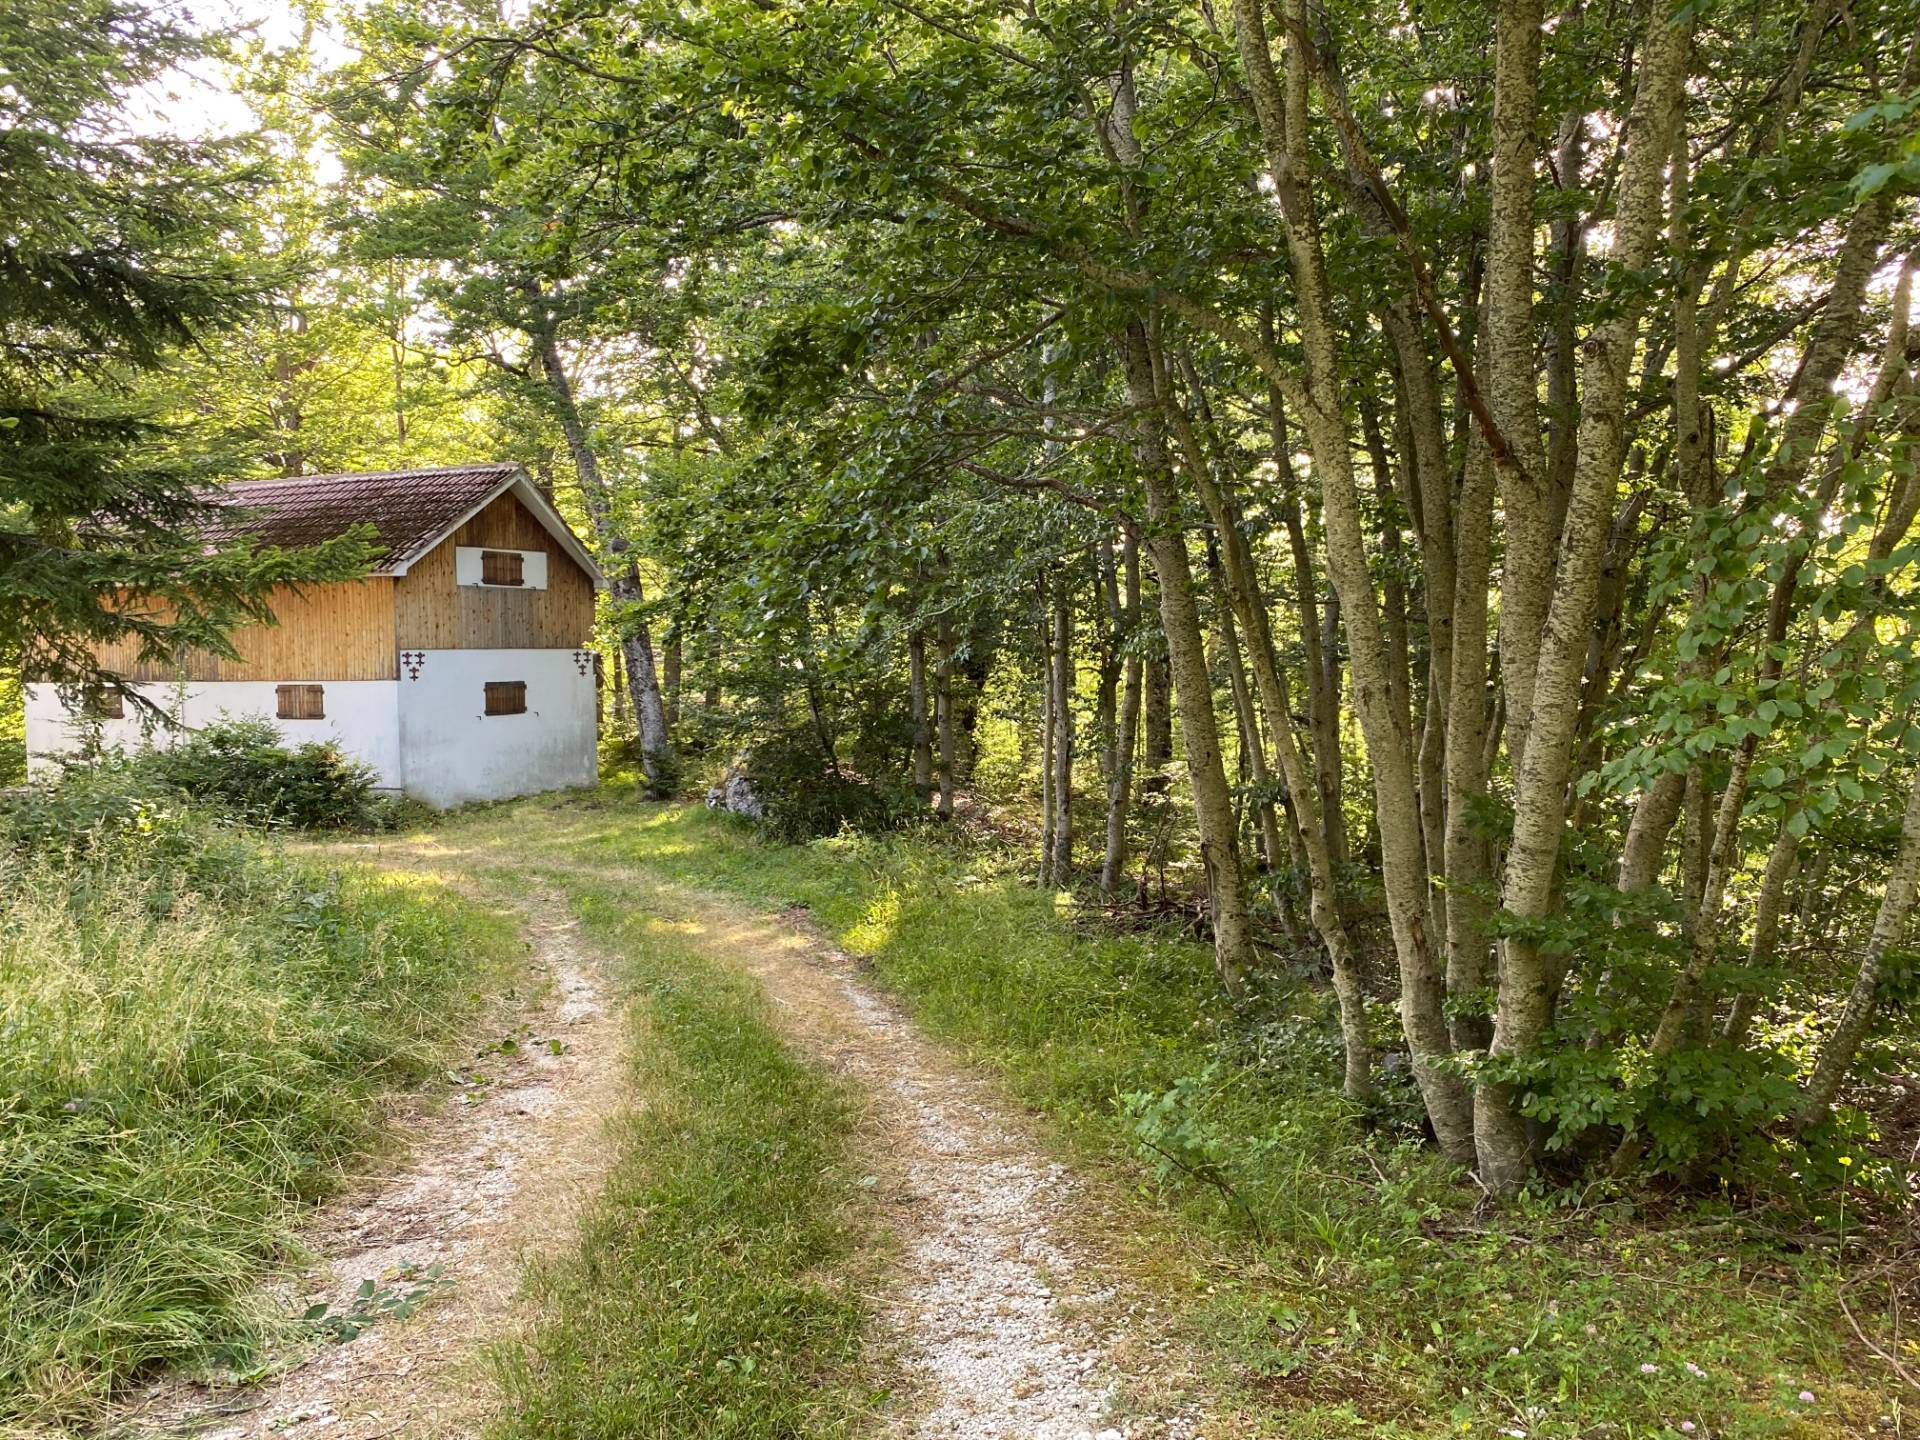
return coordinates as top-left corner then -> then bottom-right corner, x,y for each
276,683 -> 325,720
484,680 -> 527,716
481,550 -> 524,586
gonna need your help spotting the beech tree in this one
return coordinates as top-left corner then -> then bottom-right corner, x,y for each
50,0 -> 1912,1199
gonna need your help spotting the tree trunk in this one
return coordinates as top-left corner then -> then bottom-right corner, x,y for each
909,629 -> 933,800
1102,534 -> 1143,895
1142,649 -> 1172,792
1444,443 -> 1498,1053
663,629 -> 682,727
1720,813 -> 1802,1050
1121,320 -> 1256,991
530,311 -> 675,797
1163,362 -> 1375,1099
1050,573 -> 1075,885
1798,761 -> 1920,1125
1038,585 -> 1056,878
1277,463 -> 1348,870
1234,0 -> 1450,1135
936,610 -> 956,819
1483,2 -> 1694,1191
1211,546 -> 1284,872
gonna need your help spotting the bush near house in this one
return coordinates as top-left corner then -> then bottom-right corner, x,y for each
0,669 -> 24,788
0,788 -> 518,1431
11,717 -> 392,839
140,717 -> 389,831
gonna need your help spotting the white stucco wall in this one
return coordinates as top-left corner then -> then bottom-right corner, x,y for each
396,648 -> 597,808
25,681 -> 403,786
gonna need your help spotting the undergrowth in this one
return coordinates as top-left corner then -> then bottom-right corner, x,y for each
0,805 -> 519,1432
442,795 -> 1904,1440
0,668 -> 23,787
479,866 -> 878,1440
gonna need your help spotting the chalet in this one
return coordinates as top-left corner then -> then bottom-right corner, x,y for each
25,463 -> 608,808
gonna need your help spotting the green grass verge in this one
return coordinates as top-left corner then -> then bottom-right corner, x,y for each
478,866 -> 878,1440
427,796 -> 1891,1440
0,820 -> 521,1432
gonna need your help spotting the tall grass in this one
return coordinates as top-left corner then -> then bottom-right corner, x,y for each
0,817 -> 517,1431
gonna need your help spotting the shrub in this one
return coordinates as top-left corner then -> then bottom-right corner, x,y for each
740,734 -> 922,843
0,669 -> 23,788
0,759 -> 213,864
140,717 -> 386,830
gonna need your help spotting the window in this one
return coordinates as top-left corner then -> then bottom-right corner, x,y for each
83,686 -> 124,719
277,683 -> 325,720
480,549 -> 524,586
484,680 -> 527,716
456,546 -> 547,589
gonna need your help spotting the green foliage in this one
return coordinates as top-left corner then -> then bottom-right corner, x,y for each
140,717 -> 387,831
302,1264 -> 452,1345
742,732 -> 922,843
0,0 -> 374,702
0,812 -> 518,1430
2,719 -> 390,845
0,668 -> 23,786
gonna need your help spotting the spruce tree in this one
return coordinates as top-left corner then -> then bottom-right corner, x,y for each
0,0 -> 368,705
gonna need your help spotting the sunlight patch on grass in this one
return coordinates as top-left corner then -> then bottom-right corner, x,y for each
843,889 -> 900,955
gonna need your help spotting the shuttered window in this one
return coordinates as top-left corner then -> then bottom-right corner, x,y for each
484,680 -> 527,716
480,549 -> 524,586
84,687 -> 125,719
277,684 -> 325,720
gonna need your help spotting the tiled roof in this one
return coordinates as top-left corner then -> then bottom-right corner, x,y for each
207,464 -> 523,573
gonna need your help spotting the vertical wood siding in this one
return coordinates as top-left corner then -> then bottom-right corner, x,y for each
89,580 -> 400,681
394,492 -> 597,650
85,490 -> 596,683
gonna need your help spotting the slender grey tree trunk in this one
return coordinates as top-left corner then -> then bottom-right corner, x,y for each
1163,364 -> 1375,1099
1485,2 -> 1694,1190
1799,761 -> 1920,1125
1234,0 -> 1455,1139
1142,651 -> 1172,791
1211,545 -> 1283,872
909,629 -> 933,800
1049,575 -> 1075,885
530,313 -> 675,797
663,629 -> 682,727
1121,321 -> 1257,991
936,610 -> 956,819
1038,589 -> 1055,878
1102,535 -> 1143,895
1720,813 -> 1802,1050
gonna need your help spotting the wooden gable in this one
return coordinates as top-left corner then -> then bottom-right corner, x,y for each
393,490 -> 597,651
88,489 -> 597,683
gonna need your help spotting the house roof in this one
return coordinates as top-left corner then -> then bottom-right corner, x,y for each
208,463 -> 607,588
